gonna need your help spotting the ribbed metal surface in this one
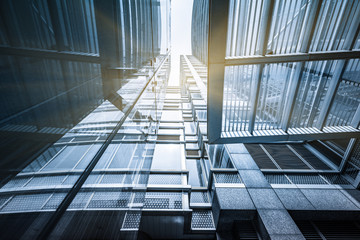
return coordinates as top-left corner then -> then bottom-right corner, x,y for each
191,210 -> 215,230
295,221 -> 322,240
214,173 -> 242,184
321,174 -> 350,185
287,174 -> 327,185
264,173 -> 291,184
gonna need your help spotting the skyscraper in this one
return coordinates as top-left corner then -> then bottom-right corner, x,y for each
0,0 -> 359,239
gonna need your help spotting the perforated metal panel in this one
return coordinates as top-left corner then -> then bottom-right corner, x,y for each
191,210 -> 215,230
63,175 -> 80,185
287,174 -> 328,185
0,195 -> 11,208
68,192 -> 93,209
214,173 -> 242,183
144,192 -> 182,209
2,177 -> 29,189
190,191 -> 209,203
87,191 -> 130,208
264,173 -> 291,184
148,174 -> 182,185
1,194 -> 51,212
133,192 -> 146,204
101,174 -> 126,184
121,211 -> 141,230
26,175 -> 66,187
42,193 -> 67,210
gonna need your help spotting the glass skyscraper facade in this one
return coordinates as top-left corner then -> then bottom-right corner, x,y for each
0,0 -> 360,239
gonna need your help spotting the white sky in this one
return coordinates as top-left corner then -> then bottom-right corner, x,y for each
168,0 -> 193,86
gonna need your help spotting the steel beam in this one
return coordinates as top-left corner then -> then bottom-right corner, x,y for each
248,0 -> 275,134
351,103 -> 360,128
225,50 -> 360,66
207,0 -> 230,143
0,46 -> 100,63
339,138 -> 357,172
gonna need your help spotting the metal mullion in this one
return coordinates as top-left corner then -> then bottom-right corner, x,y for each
273,0 -> 287,54
328,1 -> 348,51
248,65 -> 263,133
254,0 -> 265,54
285,0 -> 302,53
261,67 -> 270,130
245,67 -> 252,131
321,3 -> 340,50
278,0 -> 293,54
319,1 -> 337,51
239,66 -> 246,131
271,65 -> 281,129
242,0 -> 251,56
275,64 -> 288,128
312,1 -> 328,51
232,66 -> 240,132
334,1 -> 355,51
229,0 -> 237,57
223,68 -> 229,132
267,65 -> 276,129
229,66 -> 236,132
236,0 -> 246,56
268,0 -> 280,52
249,0 -> 259,55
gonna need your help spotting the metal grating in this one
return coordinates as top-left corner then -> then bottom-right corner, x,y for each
264,173 -> 291,184
191,210 -> 215,230
87,191 -> 130,208
321,174 -> 351,185
121,211 -> 141,230
286,174 -> 328,185
190,191 -> 210,204
144,192 -> 182,209
214,173 -> 242,184
148,174 -> 182,185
